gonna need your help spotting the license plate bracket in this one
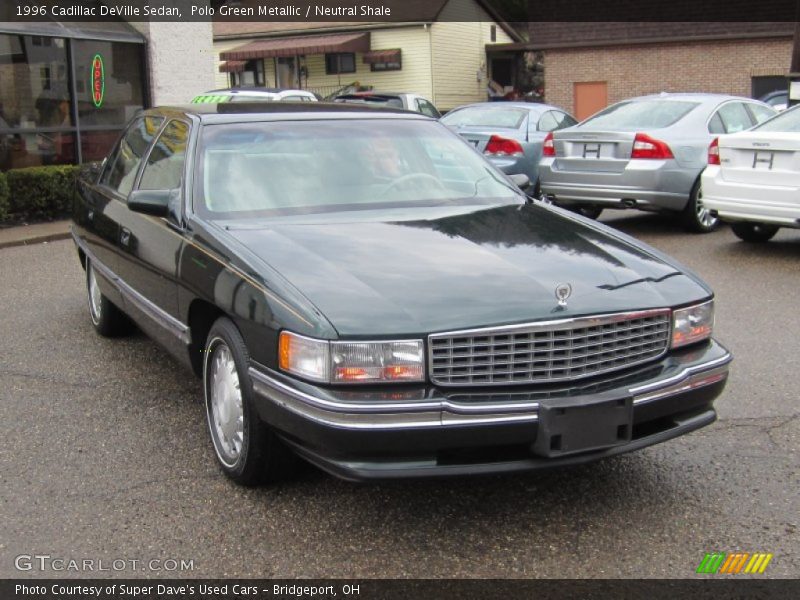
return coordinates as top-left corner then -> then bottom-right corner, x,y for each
533,395 -> 633,458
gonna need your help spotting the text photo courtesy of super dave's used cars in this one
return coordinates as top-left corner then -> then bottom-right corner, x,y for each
71,101 -> 731,485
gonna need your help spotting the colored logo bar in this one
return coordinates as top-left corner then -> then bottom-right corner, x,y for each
696,552 -> 773,574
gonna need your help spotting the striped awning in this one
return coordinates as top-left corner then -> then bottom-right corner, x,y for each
220,32 -> 370,61
363,49 -> 401,64
219,60 -> 246,73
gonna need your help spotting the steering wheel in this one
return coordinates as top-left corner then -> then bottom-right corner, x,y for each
381,172 -> 447,197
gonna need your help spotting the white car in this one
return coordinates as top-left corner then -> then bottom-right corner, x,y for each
192,88 -> 318,103
702,105 -> 800,242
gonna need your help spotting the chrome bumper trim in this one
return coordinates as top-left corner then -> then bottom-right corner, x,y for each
249,348 -> 731,431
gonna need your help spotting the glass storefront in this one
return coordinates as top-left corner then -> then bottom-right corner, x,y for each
0,29 -> 146,171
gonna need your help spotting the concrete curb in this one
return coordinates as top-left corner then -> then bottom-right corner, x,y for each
0,220 -> 72,250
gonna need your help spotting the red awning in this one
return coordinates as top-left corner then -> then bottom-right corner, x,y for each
218,60 -> 246,73
362,49 -> 401,64
220,33 -> 371,61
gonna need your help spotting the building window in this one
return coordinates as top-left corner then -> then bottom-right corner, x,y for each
370,58 -> 402,72
231,59 -> 265,87
491,25 -> 497,42
325,53 -> 356,75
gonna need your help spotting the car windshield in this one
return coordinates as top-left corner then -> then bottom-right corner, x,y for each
336,96 -> 404,109
197,119 -> 521,218
441,107 -> 529,129
581,100 -> 699,129
753,105 -> 800,132
228,95 -> 277,102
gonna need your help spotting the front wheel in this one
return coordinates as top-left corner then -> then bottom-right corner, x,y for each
203,317 -> 295,485
731,222 -> 779,243
682,182 -> 719,233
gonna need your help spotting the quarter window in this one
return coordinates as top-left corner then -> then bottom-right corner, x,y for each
416,99 -> 440,118
100,116 -> 163,196
139,120 -> 189,191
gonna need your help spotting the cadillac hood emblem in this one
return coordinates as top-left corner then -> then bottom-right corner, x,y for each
555,283 -> 573,307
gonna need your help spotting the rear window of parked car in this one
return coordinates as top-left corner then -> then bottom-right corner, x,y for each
581,100 -> 699,130
441,107 -> 528,129
753,105 -> 800,132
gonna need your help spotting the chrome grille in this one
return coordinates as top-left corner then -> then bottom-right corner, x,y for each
429,310 -> 671,387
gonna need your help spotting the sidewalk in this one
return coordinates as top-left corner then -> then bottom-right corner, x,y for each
0,220 -> 71,250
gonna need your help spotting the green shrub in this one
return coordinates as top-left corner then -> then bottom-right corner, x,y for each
0,171 -> 9,222
4,164 -> 80,222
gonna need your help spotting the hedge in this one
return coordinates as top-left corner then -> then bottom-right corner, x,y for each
2,164 -> 81,223
0,171 -> 9,222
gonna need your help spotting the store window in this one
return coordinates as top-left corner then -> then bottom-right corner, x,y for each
0,31 -> 146,171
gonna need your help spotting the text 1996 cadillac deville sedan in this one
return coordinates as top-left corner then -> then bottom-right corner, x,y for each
72,103 -> 731,485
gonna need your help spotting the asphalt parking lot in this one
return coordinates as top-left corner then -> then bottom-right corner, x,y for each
0,212 -> 798,579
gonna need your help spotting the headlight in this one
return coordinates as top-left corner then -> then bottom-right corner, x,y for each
671,300 -> 714,349
279,332 -> 425,384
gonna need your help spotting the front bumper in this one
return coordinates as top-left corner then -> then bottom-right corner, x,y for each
702,167 -> 800,227
250,340 -> 731,480
538,157 -> 696,211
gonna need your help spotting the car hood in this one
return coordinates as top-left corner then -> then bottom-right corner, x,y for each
222,203 -> 710,336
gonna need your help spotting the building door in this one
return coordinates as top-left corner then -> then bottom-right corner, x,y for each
574,82 -> 608,121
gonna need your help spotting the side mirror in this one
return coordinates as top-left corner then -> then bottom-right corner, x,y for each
127,189 -> 172,217
509,173 -> 532,191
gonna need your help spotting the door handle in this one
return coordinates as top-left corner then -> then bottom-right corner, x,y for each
120,227 -> 131,247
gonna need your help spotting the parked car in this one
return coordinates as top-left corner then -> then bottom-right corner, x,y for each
72,103 -> 730,485
703,104 -> 800,242
441,102 -> 578,198
538,93 -> 777,231
759,89 -> 788,112
192,87 -> 318,103
333,91 -> 440,117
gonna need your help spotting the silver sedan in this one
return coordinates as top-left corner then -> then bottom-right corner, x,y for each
538,93 -> 776,231
441,102 -> 577,197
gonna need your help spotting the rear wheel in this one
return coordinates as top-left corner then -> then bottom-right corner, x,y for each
203,317 -> 295,486
86,260 -> 130,337
682,181 -> 719,233
569,205 -> 603,220
731,221 -> 779,243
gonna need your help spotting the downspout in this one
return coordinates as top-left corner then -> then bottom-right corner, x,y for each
426,23 -> 435,105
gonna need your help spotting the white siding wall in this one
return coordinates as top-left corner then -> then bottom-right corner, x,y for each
301,27 -> 434,99
431,0 -> 514,111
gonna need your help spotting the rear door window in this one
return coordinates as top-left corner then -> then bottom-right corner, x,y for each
100,116 -> 163,196
717,102 -> 754,133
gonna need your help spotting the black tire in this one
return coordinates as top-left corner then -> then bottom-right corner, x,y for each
569,205 -> 603,220
731,221 -> 779,243
203,317 -> 294,486
86,259 -> 131,337
682,181 -> 719,233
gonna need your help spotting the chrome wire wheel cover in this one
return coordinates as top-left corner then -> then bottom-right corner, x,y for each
87,264 -> 102,324
207,341 -> 244,467
695,188 -> 718,229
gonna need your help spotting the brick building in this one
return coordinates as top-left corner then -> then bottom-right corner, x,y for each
489,23 -> 796,120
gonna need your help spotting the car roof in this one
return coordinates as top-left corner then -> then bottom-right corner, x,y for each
446,102 -> 567,113
624,92 -> 756,105
202,87 -> 312,95
142,102 -> 431,123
